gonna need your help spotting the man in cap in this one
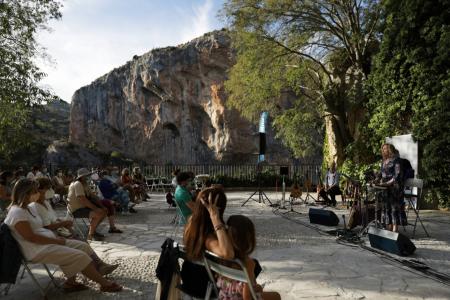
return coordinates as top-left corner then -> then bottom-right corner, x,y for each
67,168 -> 107,241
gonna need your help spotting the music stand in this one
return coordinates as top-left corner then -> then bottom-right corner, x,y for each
358,184 -> 385,237
242,169 -> 273,207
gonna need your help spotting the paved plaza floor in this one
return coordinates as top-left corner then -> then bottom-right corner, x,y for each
2,191 -> 450,299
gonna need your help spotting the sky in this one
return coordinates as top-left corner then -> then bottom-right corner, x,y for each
36,0 -> 226,102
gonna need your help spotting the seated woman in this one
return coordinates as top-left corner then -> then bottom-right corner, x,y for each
184,187 -> 234,260
4,179 -> 122,292
131,167 -> 148,201
120,168 -> 140,210
52,168 -> 68,197
29,178 -> 74,238
220,215 -> 281,300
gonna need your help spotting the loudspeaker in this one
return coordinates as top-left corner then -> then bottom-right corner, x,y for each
259,132 -> 266,155
309,208 -> 339,226
368,227 -> 416,256
280,166 -> 289,176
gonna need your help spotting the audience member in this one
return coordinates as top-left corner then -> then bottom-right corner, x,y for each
4,179 -> 122,293
52,168 -> 68,196
171,169 -> 181,188
26,165 -> 43,180
131,167 -> 149,201
174,172 -> 195,221
11,168 -> 25,187
184,187 -> 234,260
221,215 -> 281,300
120,168 -> 140,206
98,170 -> 133,214
67,168 -> 107,241
63,170 -> 74,185
29,178 -> 75,237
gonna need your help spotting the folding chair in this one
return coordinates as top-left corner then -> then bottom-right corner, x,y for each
403,178 -> 430,238
177,245 -> 217,300
171,205 -> 187,239
203,250 -> 259,300
16,261 -> 59,297
61,196 -> 89,240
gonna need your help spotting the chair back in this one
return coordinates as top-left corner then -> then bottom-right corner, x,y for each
404,178 -> 423,209
175,205 -> 187,225
404,178 -> 423,189
203,250 -> 258,300
177,245 -> 218,299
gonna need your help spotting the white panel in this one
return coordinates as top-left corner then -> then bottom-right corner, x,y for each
386,134 -> 419,176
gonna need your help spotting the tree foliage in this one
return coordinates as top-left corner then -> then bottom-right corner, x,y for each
222,0 -> 382,163
367,0 -> 450,206
0,0 -> 61,160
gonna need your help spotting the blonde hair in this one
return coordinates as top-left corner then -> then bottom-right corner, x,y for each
381,143 -> 395,160
10,179 -> 38,209
121,168 -> 130,176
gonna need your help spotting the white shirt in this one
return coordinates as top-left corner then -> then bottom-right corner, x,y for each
26,171 -> 44,180
28,200 -> 58,227
4,205 -> 56,260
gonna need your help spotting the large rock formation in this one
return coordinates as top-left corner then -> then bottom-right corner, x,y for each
70,30 -> 291,164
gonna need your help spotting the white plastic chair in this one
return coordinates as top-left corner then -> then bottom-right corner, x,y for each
203,250 -> 259,300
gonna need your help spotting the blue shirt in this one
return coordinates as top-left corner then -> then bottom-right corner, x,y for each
98,179 -> 118,199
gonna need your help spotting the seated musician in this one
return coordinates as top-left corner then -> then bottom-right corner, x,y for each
318,162 -> 342,206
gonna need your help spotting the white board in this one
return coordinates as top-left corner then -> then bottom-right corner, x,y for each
386,134 -> 418,177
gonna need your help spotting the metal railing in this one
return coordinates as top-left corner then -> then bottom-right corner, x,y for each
141,164 -> 321,185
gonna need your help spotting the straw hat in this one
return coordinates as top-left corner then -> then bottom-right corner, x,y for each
76,168 -> 93,180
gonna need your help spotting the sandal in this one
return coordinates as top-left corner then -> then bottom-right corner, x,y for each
100,282 -> 123,293
63,282 -> 89,293
108,227 -> 123,233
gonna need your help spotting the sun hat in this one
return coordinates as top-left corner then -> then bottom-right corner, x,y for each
76,168 -> 94,180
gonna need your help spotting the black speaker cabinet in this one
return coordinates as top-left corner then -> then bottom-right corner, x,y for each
368,227 -> 416,256
259,132 -> 266,155
309,208 -> 339,226
280,166 -> 289,176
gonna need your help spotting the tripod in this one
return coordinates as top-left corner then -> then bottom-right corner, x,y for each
242,172 -> 273,207
301,179 -> 316,203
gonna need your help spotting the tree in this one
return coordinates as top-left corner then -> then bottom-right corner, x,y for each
0,0 -> 61,160
368,0 -> 450,206
222,0 -> 382,164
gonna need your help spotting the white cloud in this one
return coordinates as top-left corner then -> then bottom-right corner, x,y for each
36,0 -> 223,102
181,0 -> 215,43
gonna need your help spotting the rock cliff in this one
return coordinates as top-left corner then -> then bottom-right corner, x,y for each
70,30 -> 291,164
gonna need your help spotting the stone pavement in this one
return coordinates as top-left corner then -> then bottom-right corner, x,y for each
2,191 -> 450,299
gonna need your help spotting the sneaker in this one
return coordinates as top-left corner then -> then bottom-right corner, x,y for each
129,207 -> 137,213
98,263 -> 119,276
